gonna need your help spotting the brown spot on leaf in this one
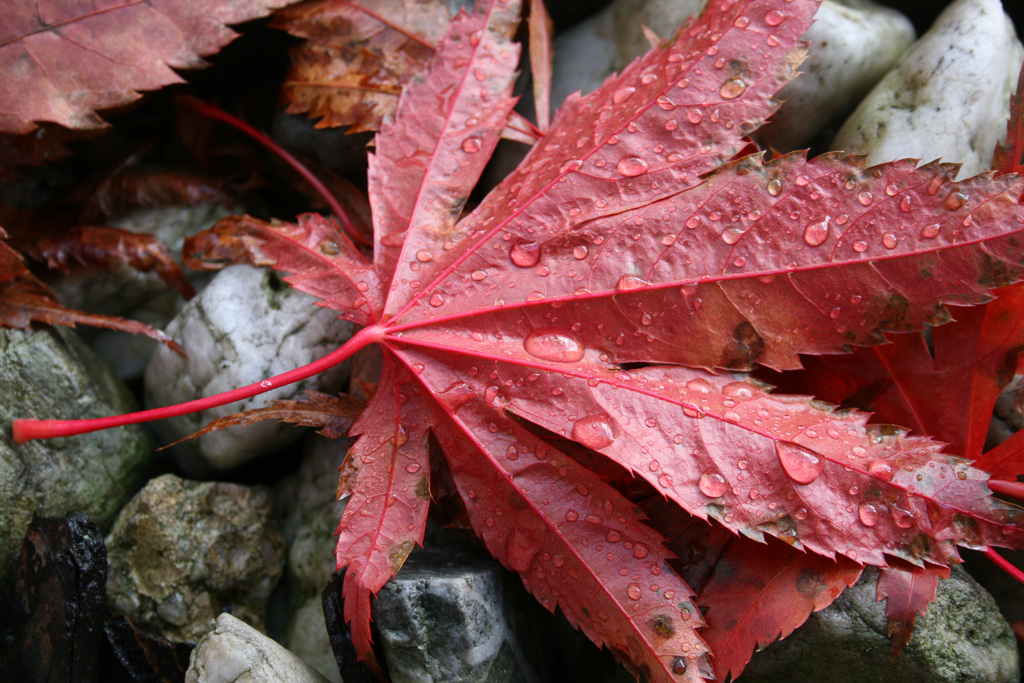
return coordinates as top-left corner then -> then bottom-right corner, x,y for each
795,571 -> 825,599
650,614 -> 675,638
721,321 -> 764,369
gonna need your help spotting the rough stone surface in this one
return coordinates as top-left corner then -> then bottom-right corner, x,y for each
144,264 -> 352,473
373,535 -> 549,683
0,325 -> 151,586
186,613 -> 330,683
105,474 -> 286,644
742,566 -> 1019,683
274,434 -> 349,682
832,0 -> 1024,179
757,0 -> 916,150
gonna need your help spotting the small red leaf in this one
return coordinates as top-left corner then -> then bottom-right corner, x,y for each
876,562 -> 950,660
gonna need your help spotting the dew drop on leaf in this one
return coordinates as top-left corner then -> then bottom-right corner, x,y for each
802,217 -> 830,247
672,657 -> 687,675
687,108 -> 703,124
633,543 -> 649,559
509,239 -> 541,267
617,156 -> 650,177
944,191 -> 968,210
612,86 -> 636,104
765,9 -> 785,25
616,274 -> 651,291
920,223 -> 940,239
767,176 -> 783,196
722,227 -> 745,244
776,441 -> 824,485
429,293 -> 444,307
415,249 -> 433,262
857,191 -> 873,206
523,328 -> 585,363
627,583 -> 642,600
573,245 -> 589,260
852,240 -> 868,253
858,503 -> 879,527
572,415 -> 616,450
698,471 -> 729,498
461,137 -> 482,153
719,76 -> 747,99
686,378 -> 712,393
882,232 -> 898,249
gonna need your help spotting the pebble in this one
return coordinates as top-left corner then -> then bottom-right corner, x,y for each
144,264 -> 352,473
105,474 -> 286,643
186,613 -> 330,683
832,0 -> 1024,178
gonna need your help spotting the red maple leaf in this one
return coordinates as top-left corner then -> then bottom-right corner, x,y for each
15,1 -> 1024,680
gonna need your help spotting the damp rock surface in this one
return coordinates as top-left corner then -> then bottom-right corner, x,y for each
104,473 -> 286,644
742,566 -> 1019,683
0,326 -> 151,585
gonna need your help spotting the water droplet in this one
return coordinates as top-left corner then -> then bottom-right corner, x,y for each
698,471 -> 729,498
686,378 -> 712,393
852,240 -> 868,253
734,15 -> 751,28
722,227 -> 745,244
462,137 -> 481,154
471,270 -> 487,281
776,441 -> 824,485
415,249 -> 433,262
672,657 -> 687,675
565,509 -> 579,522
406,463 -> 421,473
633,543 -> 649,559
319,240 -> 339,255
944,191 -> 967,210
641,73 -> 658,85
615,275 -> 651,291
429,293 -> 444,307
920,223 -> 940,239
572,415 -> 616,450
802,217 -> 830,247
627,583 -> 642,600
656,95 -> 676,111
612,86 -> 636,104
661,233 -> 677,246
573,245 -> 589,260
767,176 -> 783,196
523,328 -> 585,363
858,503 -> 879,527
867,460 -> 893,480
882,232 -> 898,249
891,506 -> 914,529
687,108 -> 703,124
765,9 -> 785,25
723,382 -> 754,398
509,240 -> 541,267
552,554 -> 565,567
617,156 -> 650,177
719,76 -> 747,100
900,196 -> 913,212
664,119 -> 679,131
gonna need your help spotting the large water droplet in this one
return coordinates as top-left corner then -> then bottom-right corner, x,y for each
765,9 -> 785,25
857,191 -> 873,206
920,223 -> 940,239
719,76 -> 747,100
612,86 -> 636,104
429,293 -> 444,307
767,176 -> 783,196
510,240 -> 541,267
615,274 -> 651,291
617,156 -> 650,177
882,232 -> 898,249
572,415 -> 616,450
523,328 -> 585,363
627,583 -> 642,600
686,378 -> 712,393
858,503 -> 879,527
698,471 -> 729,498
802,217 -> 830,247
776,441 -> 824,485
573,245 -> 589,260
461,137 -> 482,154
944,191 -> 967,210
721,227 -> 745,244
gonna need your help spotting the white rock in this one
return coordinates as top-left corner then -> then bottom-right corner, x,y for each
186,613 -> 331,683
144,264 -> 352,472
284,598 -> 342,683
832,0 -> 1024,178
758,0 -> 915,150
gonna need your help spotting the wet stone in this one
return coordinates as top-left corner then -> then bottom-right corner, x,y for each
144,264 -> 353,474
370,532 -> 552,683
0,326 -> 152,586
186,613 -> 330,683
741,566 -> 1019,683
6,513 -> 108,683
105,474 -> 286,644
274,435 -> 350,682
832,0 -> 1023,179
